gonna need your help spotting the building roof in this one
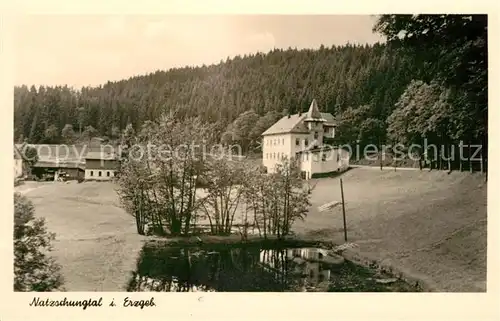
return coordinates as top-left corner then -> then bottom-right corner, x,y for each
16,144 -> 89,162
85,151 -> 119,160
33,160 -> 85,170
14,144 -> 121,161
321,113 -> 337,126
261,113 -> 309,136
261,100 -> 336,136
304,99 -> 326,122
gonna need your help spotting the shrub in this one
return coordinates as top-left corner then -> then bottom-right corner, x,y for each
14,193 -> 64,291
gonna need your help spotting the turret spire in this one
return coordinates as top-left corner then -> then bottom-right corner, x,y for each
304,99 -> 325,122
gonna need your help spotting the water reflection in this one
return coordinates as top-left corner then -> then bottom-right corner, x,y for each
128,245 -> 415,292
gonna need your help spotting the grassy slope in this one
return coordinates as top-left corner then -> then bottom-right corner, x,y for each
17,181 -> 145,291
296,167 -> 487,291
16,166 -> 487,292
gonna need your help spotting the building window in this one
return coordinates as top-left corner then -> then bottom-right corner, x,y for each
305,139 -> 309,146
322,153 -> 327,162
90,171 -> 93,177
314,132 -> 319,139
337,153 -> 340,162
282,138 -> 284,145
99,171 -> 102,177
296,138 -> 299,146
107,171 -> 110,177
273,153 -> 275,159
305,153 -> 309,161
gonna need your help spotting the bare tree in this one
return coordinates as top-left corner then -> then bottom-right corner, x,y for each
243,158 -> 312,239
198,155 -> 246,235
117,112 -> 216,236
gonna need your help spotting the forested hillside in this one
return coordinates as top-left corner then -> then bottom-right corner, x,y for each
14,15 -> 487,170
14,43 -> 414,144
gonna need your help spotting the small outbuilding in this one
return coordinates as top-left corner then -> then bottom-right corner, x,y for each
84,151 -> 120,180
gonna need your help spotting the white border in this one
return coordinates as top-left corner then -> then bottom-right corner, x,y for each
1,1 -> 499,320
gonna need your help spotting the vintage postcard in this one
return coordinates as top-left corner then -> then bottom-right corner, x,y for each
1,1 -> 499,320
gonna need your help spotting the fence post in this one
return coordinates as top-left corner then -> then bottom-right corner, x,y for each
340,178 -> 347,242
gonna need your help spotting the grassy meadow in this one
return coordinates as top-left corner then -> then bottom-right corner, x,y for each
16,166 -> 487,291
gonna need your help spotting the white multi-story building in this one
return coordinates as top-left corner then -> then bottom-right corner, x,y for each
261,99 -> 349,179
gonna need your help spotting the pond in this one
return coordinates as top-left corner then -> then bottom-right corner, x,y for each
127,244 -> 419,292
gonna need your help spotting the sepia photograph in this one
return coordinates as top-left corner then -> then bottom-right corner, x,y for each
11,13 -> 488,297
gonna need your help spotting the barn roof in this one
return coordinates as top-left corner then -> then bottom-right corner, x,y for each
85,151 -> 119,160
18,144 -> 88,162
15,144 -> 121,161
33,160 -> 85,170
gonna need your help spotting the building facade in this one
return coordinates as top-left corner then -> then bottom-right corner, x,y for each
261,99 -> 349,179
84,151 -> 120,180
32,161 -> 85,181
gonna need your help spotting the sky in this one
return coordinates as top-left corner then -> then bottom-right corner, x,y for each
13,15 -> 384,88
